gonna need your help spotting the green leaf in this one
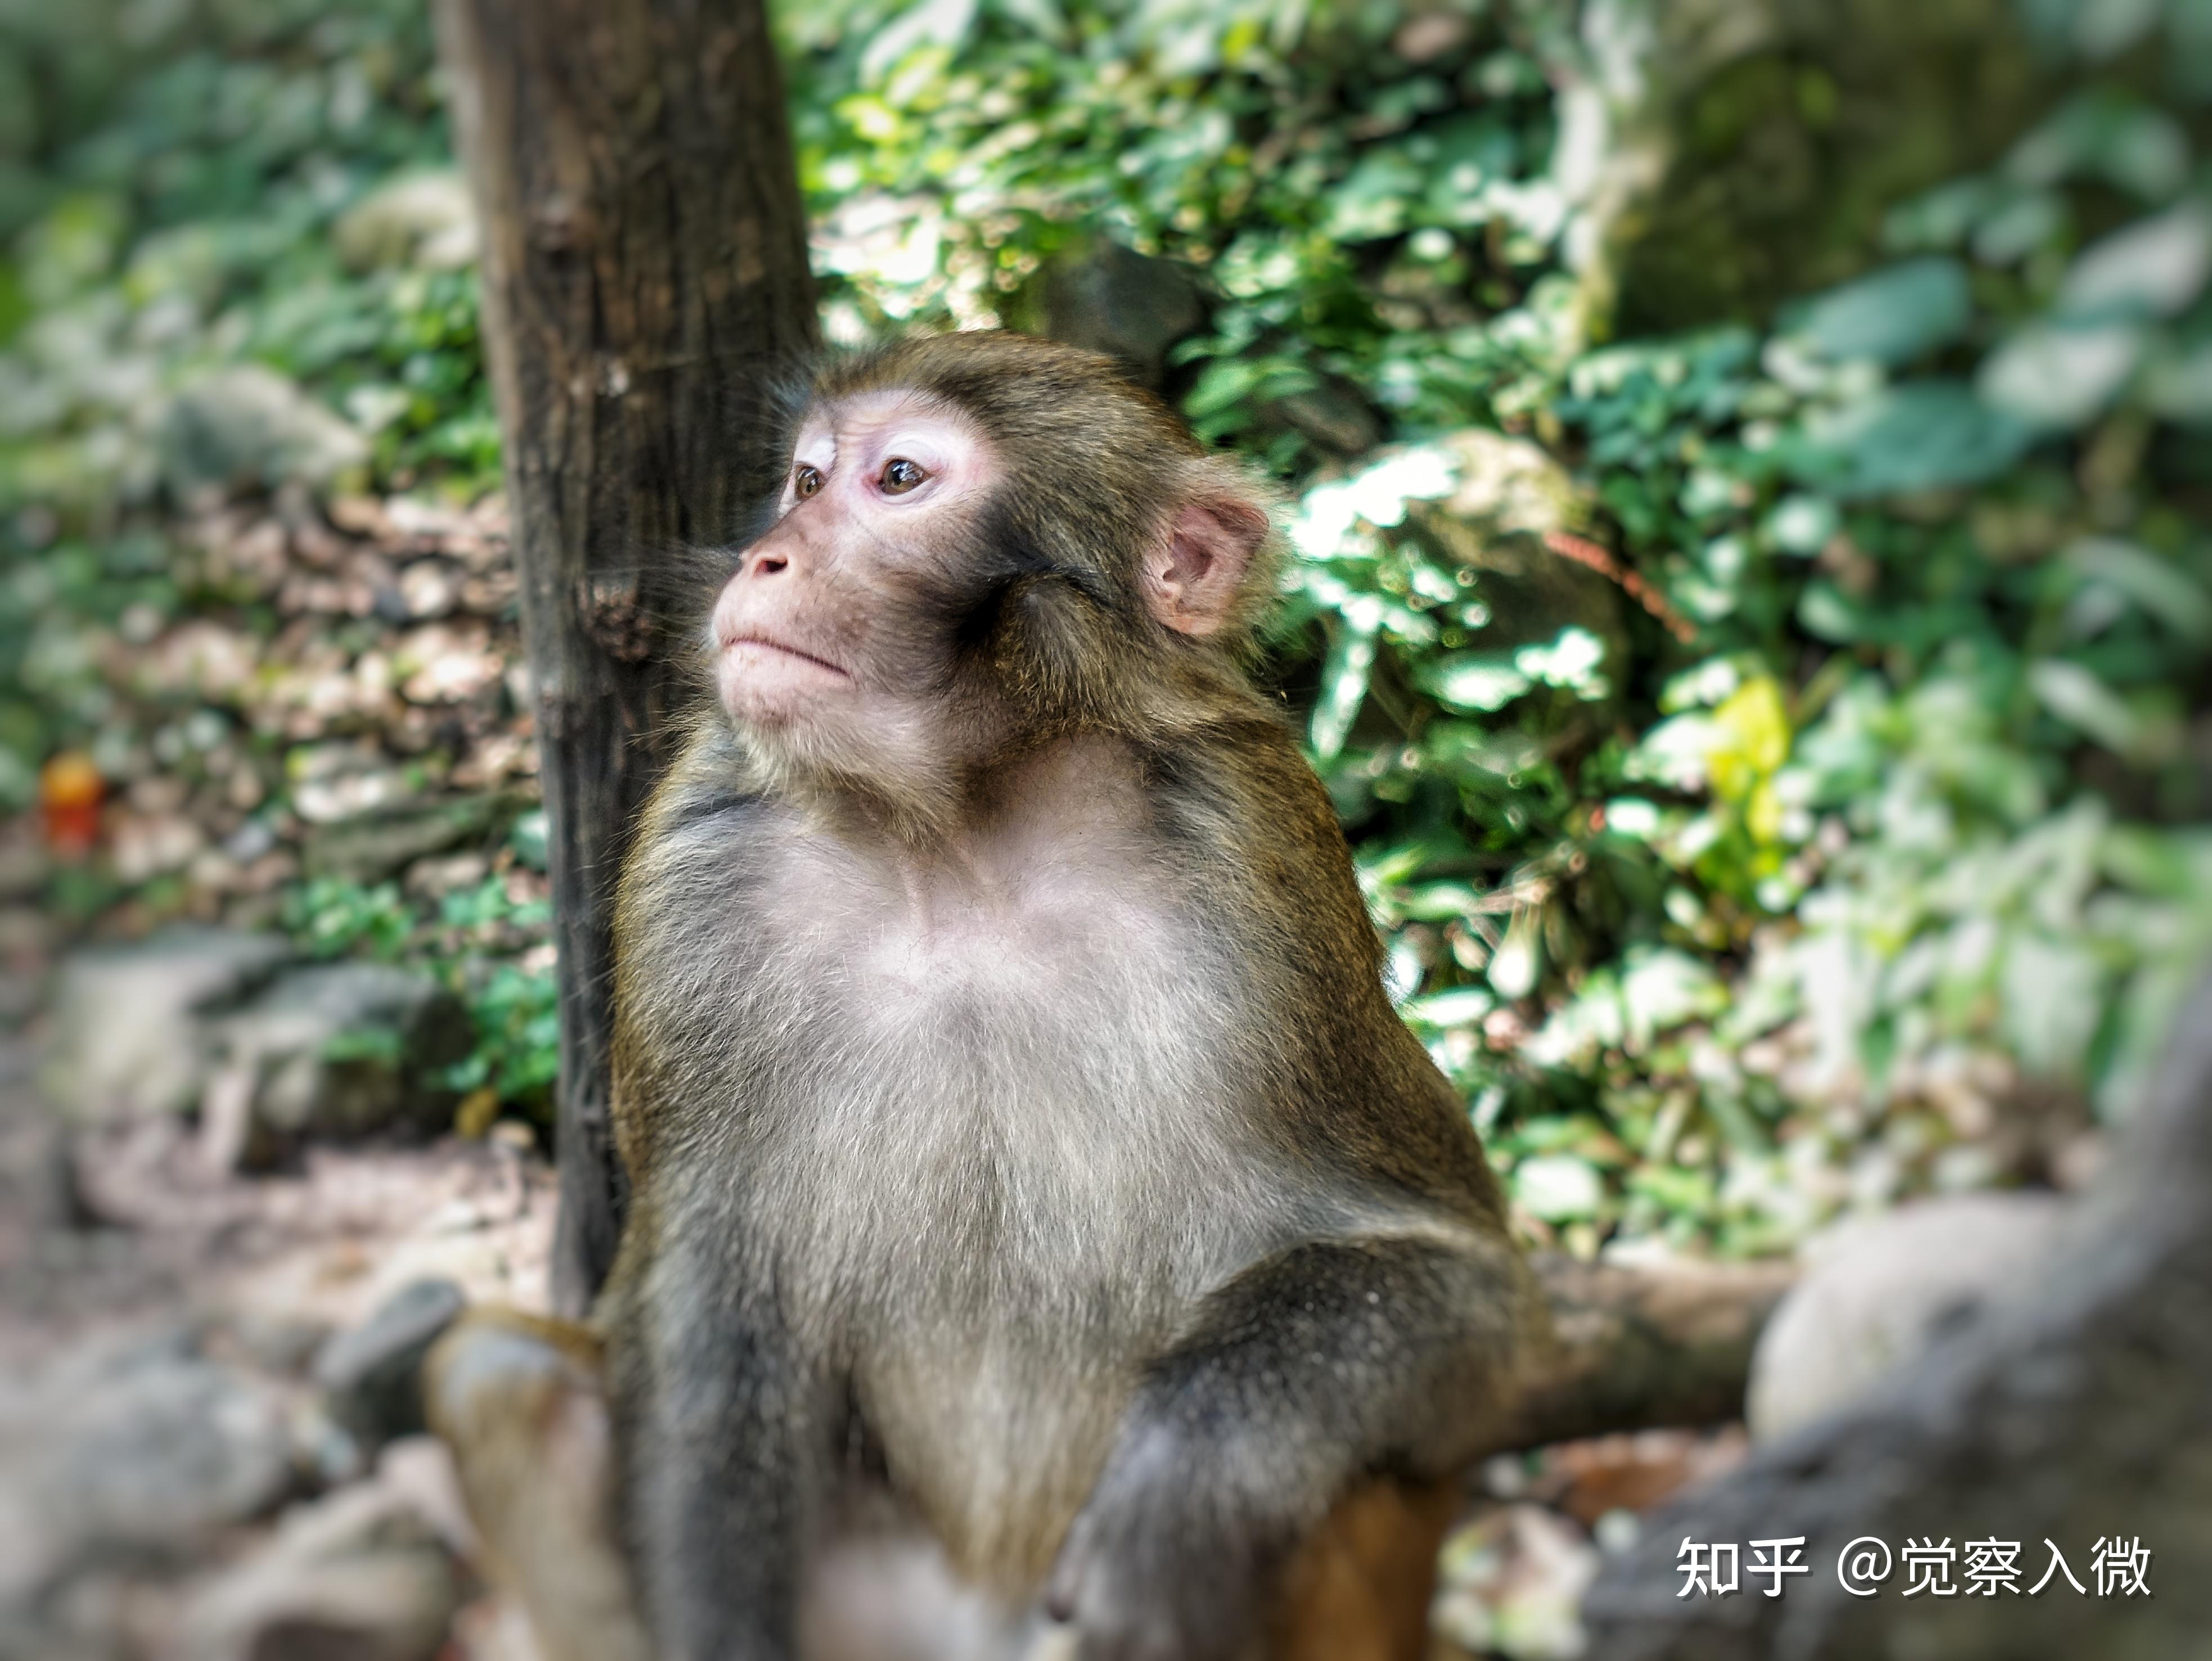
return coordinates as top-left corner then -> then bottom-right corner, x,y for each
1513,1154 -> 1604,1222
1405,986 -> 1496,1027
2029,658 -> 2169,760
1764,493 -> 1839,556
1976,322 -> 2142,429
2063,538 -> 2212,644
2057,202 -> 2212,321
1779,256 -> 1972,367
1426,655 -> 1530,712
2001,932 -> 2105,1077
1487,906 -> 1543,1000
1787,381 -> 2035,497
1310,612 -> 1379,761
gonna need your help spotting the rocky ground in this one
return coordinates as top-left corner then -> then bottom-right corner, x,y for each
16,484 -> 540,938
0,1010 -> 553,1661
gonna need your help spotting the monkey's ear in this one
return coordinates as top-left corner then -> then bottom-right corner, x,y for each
1144,498 -> 1270,637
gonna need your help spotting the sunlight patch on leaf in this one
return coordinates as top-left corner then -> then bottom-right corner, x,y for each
1309,606 -> 1380,760
1289,446 -> 1459,559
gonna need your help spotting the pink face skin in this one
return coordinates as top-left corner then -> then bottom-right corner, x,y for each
710,385 -> 1267,814
711,390 -> 994,734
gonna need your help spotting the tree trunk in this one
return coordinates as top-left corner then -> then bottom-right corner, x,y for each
1579,980 -> 2212,1659
434,0 -> 818,1314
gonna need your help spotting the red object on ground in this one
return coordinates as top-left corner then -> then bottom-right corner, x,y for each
40,752 -> 104,856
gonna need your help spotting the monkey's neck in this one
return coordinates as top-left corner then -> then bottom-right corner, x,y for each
805,730 -> 1159,899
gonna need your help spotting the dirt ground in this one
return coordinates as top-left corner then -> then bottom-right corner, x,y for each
0,956 -> 559,1661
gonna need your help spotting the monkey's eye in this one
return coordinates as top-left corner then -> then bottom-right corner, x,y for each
793,464 -> 824,499
879,458 -> 928,495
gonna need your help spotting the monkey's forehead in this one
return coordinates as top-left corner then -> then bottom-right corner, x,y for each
806,331 -> 1203,458
794,386 -> 981,442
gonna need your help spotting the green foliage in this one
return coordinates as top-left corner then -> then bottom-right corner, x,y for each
8,0 -> 2211,1247
0,0 -> 495,523
281,873 -> 413,959
436,955 -> 561,1111
279,870 -> 559,1121
782,0 -> 1570,467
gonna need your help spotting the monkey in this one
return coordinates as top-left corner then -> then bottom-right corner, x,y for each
428,330 -> 1542,1661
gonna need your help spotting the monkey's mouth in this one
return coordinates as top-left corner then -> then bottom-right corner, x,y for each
721,634 -> 851,681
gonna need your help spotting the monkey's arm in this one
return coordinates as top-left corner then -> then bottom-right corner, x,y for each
1046,1233 -> 1531,1661
608,1254 -> 821,1661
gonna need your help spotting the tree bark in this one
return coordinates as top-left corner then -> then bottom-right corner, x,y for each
1579,980 -> 2212,1659
1488,1252 -> 1797,1457
434,0 -> 818,1314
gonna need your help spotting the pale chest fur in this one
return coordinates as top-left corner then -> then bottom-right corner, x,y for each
676,765 -> 1307,1583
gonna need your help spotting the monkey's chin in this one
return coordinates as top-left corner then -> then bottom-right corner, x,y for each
717,643 -> 850,727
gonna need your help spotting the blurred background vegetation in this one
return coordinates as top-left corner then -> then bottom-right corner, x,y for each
3,0 -> 2209,1256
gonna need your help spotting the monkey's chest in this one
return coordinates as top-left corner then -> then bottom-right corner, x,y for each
746,893 -> 1292,1582
760,888 -> 1277,1269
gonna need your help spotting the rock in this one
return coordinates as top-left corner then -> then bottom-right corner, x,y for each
1008,234 -> 1209,390
1393,8 -> 1473,63
1268,378 -> 1383,457
134,620 -> 261,700
403,851 -> 490,899
1746,1191 -> 2069,1441
201,965 -> 471,1169
161,367 -> 371,500
31,1129 -> 98,1236
314,1280 -> 467,1454
223,1311 -> 336,1376
1430,428 -> 1587,541
0,1346 -> 296,1603
1400,428 -> 1629,669
332,171 -> 478,274
303,795 -> 513,884
395,559 -> 459,620
177,1477 -> 466,1661
288,742 -> 412,826
396,620 -> 505,705
372,1436 -> 478,1558
109,810 -> 208,883
40,929 -> 293,1126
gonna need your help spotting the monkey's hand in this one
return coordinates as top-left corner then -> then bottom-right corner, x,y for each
1043,1417 -> 1294,1661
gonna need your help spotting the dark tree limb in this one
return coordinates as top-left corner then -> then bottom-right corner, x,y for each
435,0 -> 819,1313
1486,1252 -> 1798,1457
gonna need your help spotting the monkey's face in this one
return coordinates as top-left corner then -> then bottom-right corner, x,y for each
709,390 -> 1000,794
708,337 -> 1278,827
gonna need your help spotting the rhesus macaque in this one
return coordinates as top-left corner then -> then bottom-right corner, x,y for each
430,331 -> 1540,1661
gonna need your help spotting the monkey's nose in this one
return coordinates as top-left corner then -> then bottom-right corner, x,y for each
746,548 -> 790,579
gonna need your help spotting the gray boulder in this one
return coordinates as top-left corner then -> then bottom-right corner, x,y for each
1268,378 -> 1383,458
1403,428 -> 1629,665
1745,1190 -> 2069,1441
177,1478 -> 465,1661
314,1279 -> 467,1455
303,793 -> 517,884
40,929 -> 293,1126
1010,234 -> 1208,390
0,1343 -> 296,1604
161,367 -> 371,500
201,964 -> 471,1170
